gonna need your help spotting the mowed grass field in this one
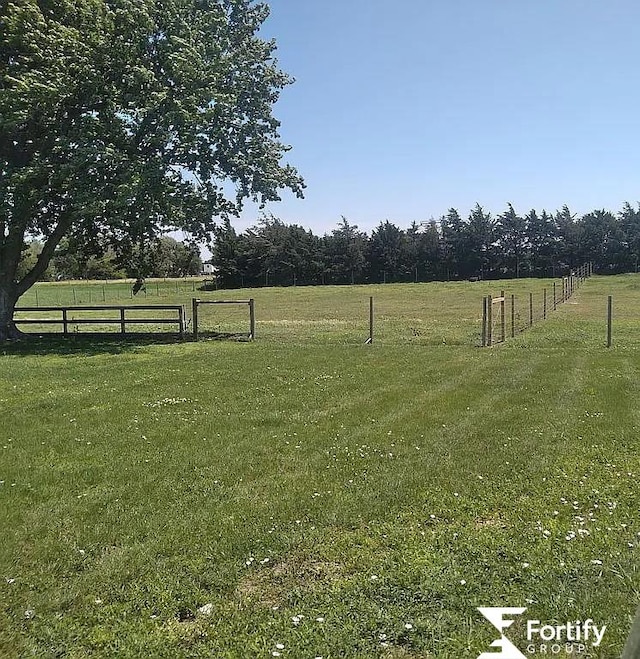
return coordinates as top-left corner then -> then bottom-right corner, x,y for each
1,275 -> 639,658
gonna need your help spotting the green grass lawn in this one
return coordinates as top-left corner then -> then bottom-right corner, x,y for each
1,275 -> 639,657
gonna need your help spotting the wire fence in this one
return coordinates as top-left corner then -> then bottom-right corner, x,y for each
15,266 -> 636,348
17,278 -> 202,307
480,263 -> 593,347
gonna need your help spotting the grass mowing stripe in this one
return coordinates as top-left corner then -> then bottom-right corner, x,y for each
1,275 -> 639,657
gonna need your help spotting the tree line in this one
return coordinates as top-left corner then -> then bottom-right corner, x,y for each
211,203 -> 640,288
19,236 -> 202,281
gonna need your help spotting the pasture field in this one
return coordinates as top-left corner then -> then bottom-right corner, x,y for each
1,275 -> 639,658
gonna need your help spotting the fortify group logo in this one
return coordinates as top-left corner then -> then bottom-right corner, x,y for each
478,608 -> 528,659
477,607 -> 607,657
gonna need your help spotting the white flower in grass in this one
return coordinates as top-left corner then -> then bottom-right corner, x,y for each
315,617 -> 325,623
275,643 -> 285,649
404,623 -> 414,630
591,560 -> 603,565
460,579 -> 467,585
24,609 -> 34,619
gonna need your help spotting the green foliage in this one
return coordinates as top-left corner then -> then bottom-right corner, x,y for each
0,0 -> 303,335
210,203 -> 640,289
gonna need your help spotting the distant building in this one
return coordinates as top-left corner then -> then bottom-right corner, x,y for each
202,263 -> 215,275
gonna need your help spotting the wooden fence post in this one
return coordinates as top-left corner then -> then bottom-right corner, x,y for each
511,294 -> 515,338
178,306 -> 185,337
607,295 -> 612,348
487,294 -> 493,346
482,297 -> 487,347
543,288 -> 547,320
553,282 -> 557,311
120,308 -> 126,335
370,295 -> 374,343
529,292 -> 533,327
500,290 -> 506,342
249,298 -> 256,340
192,298 -> 199,341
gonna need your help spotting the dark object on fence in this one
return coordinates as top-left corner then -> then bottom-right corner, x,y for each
198,279 -> 217,291
543,288 -> 547,320
132,278 -> 146,295
607,296 -> 612,348
529,293 -> 533,327
14,305 -> 185,337
191,298 -> 255,341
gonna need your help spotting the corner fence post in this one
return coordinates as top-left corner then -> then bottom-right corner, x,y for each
607,295 -> 612,348
192,298 -> 199,341
249,298 -> 256,340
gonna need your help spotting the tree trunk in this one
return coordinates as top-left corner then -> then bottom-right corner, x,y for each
0,285 -> 24,341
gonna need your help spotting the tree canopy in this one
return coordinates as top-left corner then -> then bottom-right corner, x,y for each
209,202 -> 640,288
0,0 -> 304,339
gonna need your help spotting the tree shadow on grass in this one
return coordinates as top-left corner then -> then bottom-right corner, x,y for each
0,333 -> 190,358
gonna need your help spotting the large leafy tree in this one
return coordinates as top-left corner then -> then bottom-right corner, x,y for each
0,0 -> 304,339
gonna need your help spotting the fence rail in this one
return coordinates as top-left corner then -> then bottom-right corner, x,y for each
14,305 -> 186,336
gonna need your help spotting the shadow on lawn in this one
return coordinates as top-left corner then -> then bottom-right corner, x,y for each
0,333 -> 189,357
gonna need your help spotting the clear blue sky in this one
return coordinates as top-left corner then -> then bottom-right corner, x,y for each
235,0 -> 640,236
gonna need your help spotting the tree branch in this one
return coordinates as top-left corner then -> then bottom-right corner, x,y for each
16,212 -> 74,295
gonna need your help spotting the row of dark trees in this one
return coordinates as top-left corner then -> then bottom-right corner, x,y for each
19,236 -> 202,281
211,203 -> 640,288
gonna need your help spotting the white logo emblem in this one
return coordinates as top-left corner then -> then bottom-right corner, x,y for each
477,607 -> 527,659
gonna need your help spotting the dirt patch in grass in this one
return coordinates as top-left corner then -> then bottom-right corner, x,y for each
236,558 -> 346,607
473,515 -> 507,530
